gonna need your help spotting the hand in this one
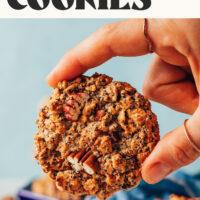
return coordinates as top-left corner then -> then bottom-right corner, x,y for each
47,19 -> 200,184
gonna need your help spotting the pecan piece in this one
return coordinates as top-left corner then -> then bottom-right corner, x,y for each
74,149 -> 86,163
67,152 -> 76,165
67,152 -> 83,172
63,92 -> 89,122
95,110 -> 105,121
67,150 -> 98,175
83,154 -> 97,175
63,104 -> 80,122
80,151 -> 92,163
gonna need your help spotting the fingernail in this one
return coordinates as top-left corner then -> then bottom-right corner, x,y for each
148,163 -> 172,183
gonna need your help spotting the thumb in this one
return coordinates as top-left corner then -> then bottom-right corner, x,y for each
142,111 -> 200,184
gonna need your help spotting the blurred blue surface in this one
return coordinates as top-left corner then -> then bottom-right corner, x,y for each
0,19 -> 199,179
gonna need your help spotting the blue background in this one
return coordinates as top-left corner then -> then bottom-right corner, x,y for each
0,19 -> 199,179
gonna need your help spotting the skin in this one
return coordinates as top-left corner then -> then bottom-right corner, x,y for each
47,19 -> 200,184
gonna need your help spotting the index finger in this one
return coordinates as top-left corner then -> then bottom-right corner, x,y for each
47,19 -> 150,87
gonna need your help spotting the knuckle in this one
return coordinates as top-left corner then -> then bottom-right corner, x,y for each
161,35 -> 172,47
142,81 -> 157,100
170,144 -> 194,167
99,23 -> 116,36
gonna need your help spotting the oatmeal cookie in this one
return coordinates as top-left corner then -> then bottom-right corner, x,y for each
32,176 -> 82,200
35,73 -> 159,200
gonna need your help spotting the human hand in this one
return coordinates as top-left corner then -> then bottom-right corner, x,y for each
47,19 -> 200,184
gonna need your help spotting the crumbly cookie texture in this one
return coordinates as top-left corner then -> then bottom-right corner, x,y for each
32,176 -> 82,200
35,73 -> 160,200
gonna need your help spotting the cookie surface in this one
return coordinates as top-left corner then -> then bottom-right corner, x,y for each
32,176 -> 82,200
35,73 -> 159,199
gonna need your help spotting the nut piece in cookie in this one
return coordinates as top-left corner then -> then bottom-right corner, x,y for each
67,150 -> 98,175
35,73 -> 160,200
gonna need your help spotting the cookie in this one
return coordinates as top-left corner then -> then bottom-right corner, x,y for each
35,73 -> 159,199
32,176 -> 82,200
170,195 -> 200,200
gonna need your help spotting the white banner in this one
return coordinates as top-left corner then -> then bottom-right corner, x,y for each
0,0 -> 200,18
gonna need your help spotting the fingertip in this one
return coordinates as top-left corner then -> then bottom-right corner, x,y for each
46,69 -> 59,87
141,166 -> 155,184
142,161 -> 172,184
46,73 -> 55,87
141,140 -> 173,184
142,174 -> 157,185
141,159 -> 157,184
